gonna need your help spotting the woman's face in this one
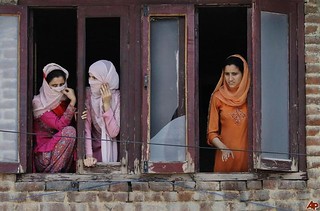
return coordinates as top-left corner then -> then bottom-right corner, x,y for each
88,73 -> 97,81
224,64 -> 243,88
48,76 -> 65,88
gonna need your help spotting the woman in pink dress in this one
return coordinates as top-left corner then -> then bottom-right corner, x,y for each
32,63 -> 77,173
82,60 -> 120,167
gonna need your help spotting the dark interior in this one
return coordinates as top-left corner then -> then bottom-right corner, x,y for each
33,9 -> 77,93
85,17 -> 120,86
33,10 -> 120,92
198,7 -> 247,172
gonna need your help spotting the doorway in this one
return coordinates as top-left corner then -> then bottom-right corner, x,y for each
198,7 -> 247,172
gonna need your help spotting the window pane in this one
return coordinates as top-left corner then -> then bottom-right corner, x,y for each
150,18 -> 186,161
261,12 -> 289,159
0,16 -> 19,162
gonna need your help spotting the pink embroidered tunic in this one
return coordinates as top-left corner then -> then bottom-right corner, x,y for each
85,88 -> 120,162
33,104 -> 76,153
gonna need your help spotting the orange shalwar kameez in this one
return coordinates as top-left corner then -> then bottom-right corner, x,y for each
207,93 -> 248,172
206,54 -> 250,172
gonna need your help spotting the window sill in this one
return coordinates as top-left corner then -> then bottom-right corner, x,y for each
16,171 -> 307,182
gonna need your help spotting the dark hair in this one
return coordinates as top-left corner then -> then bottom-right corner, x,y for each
223,56 -> 244,73
45,69 -> 66,83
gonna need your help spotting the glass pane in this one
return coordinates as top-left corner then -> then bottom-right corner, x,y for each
150,17 -> 186,161
261,12 -> 289,159
0,16 -> 19,162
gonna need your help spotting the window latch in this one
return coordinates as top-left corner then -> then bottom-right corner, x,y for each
143,161 -> 148,173
144,74 -> 149,89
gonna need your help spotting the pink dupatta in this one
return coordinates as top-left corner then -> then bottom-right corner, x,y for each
88,60 -> 119,162
32,63 -> 69,118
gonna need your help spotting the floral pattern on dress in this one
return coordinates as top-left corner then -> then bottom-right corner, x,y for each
230,108 -> 246,125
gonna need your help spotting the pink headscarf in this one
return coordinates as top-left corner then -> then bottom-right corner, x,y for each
88,60 -> 119,162
32,63 -> 69,118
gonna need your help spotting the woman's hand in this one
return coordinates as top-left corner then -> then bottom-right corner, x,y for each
101,84 -> 112,112
62,88 -> 76,106
81,109 -> 87,120
221,147 -> 234,162
211,137 -> 234,162
83,156 -> 97,167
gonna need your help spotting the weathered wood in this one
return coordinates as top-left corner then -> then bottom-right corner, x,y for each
17,172 -> 307,182
17,172 -> 194,182
81,162 -> 122,174
195,172 -> 307,181
18,0 -> 253,6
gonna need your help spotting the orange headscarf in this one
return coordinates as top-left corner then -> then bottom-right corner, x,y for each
213,54 -> 250,107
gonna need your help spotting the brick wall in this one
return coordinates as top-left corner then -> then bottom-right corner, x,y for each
0,1 -> 319,210
0,174 -> 311,210
0,16 -> 18,162
305,0 -> 320,208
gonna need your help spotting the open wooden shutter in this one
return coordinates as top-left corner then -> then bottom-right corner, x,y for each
0,6 -> 28,173
251,0 -> 301,171
141,4 -> 196,173
77,6 -> 130,173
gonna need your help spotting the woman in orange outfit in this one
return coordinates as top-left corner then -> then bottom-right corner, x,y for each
207,54 -> 250,172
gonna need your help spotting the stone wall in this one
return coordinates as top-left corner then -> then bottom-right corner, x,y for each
0,174 -> 311,210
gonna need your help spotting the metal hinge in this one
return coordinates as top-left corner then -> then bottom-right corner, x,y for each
143,5 -> 149,17
143,161 -> 148,173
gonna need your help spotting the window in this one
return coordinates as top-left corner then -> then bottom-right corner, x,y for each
77,6 -> 130,173
251,0 -> 306,172
141,5 -> 196,173
0,0 -> 305,175
28,6 -> 130,173
0,6 -> 27,173
197,7 -> 248,172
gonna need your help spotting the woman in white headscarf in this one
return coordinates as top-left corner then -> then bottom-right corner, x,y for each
82,60 -> 120,167
32,63 -> 77,173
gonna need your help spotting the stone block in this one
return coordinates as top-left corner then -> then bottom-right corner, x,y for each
196,181 -> 220,191
149,181 -> 173,192
247,181 -> 262,190
15,182 -> 45,192
79,181 -> 109,191
174,181 -> 196,191
98,192 -> 114,202
220,181 -> 247,191
131,182 -> 149,191
109,182 -> 128,192
67,192 -> 97,203
46,181 -> 78,191
263,180 -> 278,189
278,180 -> 307,190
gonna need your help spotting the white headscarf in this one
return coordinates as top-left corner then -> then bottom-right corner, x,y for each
88,60 -> 119,162
32,63 -> 69,118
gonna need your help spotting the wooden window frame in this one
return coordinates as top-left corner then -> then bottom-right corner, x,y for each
141,4 -> 196,173
76,5 -> 130,174
0,6 -> 28,173
251,0 -> 306,172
